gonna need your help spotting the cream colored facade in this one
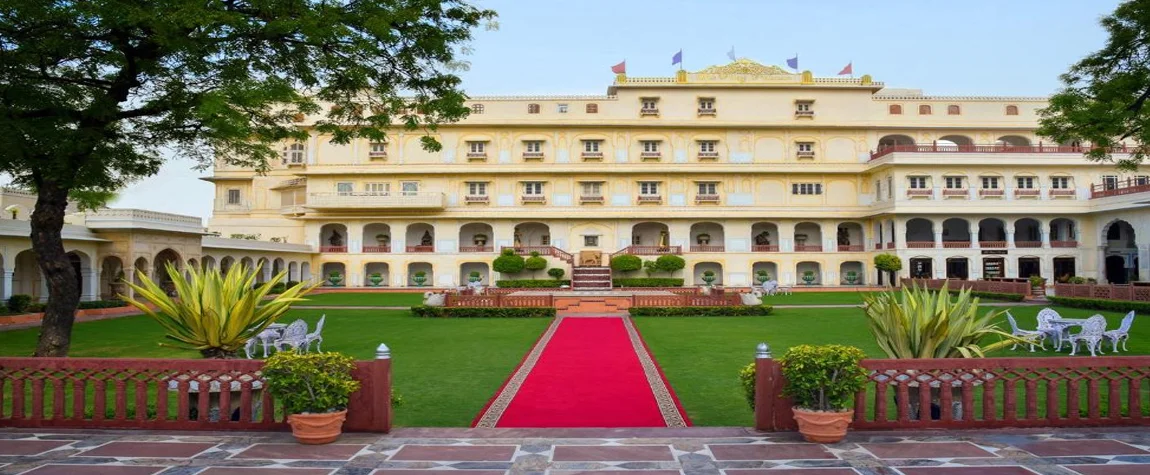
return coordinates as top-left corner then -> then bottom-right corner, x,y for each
203,59 -> 1150,288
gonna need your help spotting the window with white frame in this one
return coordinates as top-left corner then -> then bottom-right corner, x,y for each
641,140 -> 660,153
286,142 -> 305,164
791,183 -> 822,195
467,141 -> 486,154
336,182 -> 354,195
557,103 -> 568,113
697,182 -> 718,195
698,97 -> 714,111
908,176 -> 928,189
583,235 -> 600,247
524,141 -> 542,153
583,140 -> 601,152
639,181 -> 660,195
580,181 -> 603,196
1103,175 -> 1119,190
1051,176 -> 1071,189
369,141 -> 387,157
981,176 -> 1000,189
227,189 -> 241,205
698,141 -> 716,153
795,101 -> 813,114
467,182 -> 488,196
523,182 -> 544,195
400,181 -> 419,195
365,182 -> 389,195
1016,176 -> 1035,189
796,142 -> 814,156
641,98 -> 658,110
944,176 -> 965,189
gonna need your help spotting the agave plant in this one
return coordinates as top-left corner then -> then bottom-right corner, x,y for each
123,263 -> 316,358
860,284 -> 1021,358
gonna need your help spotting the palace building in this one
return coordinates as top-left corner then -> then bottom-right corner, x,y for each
4,59 -> 1150,300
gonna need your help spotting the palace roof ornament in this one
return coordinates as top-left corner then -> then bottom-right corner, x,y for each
696,59 -> 791,76
611,58 -> 882,90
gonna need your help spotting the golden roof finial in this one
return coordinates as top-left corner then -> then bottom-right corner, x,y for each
696,59 -> 790,76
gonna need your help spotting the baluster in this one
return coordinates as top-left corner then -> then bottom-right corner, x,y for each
176,379 -> 189,422
854,385 -> 867,425
961,379 -> 974,423
1003,379 -> 1016,422
240,379 -> 253,424
1109,379 -> 1123,420
197,380 -> 211,422
261,388 -> 275,424
115,380 -> 127,420
72,380 -> 85,421
917,379 -> 931,424
1129,375 -> 1143,420
897,380 -> 910,423
156,378 -> 169,422
1067,379 -> 1080,420
30,379 -> 44,421
875,380 -> 888,422
136,379 -> 148,421
218,377 -> 232,425
1087,379 -> 1101,420
939,380 -> 954,422
93,380 -> 106,421
1046,380 -> 1059,423
1025,379 -> 1038,421
52,379 -> 64,421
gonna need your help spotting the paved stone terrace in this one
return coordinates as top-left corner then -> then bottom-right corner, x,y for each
3,427 -> 1150,474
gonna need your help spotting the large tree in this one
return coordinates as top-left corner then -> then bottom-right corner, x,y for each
0,0 -> 494,356
1038,0 -> 1150,170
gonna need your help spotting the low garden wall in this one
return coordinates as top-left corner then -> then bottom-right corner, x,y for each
0,305 -> 144,329
445,292 -> 740,308
753,354 -> 1150,431
1054,283 -> 1150,301
0,355 -> 392,432
902,278 -> 1030,296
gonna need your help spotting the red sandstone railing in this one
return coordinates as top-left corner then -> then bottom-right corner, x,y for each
794,244 -> 823,252
1051,240 -> 1078,248
690,245 -> 725,252
980,241 -> 1007,249
755,355 -> 1150,431
906,241 -> 934,248
902,278 -> 1029,296
458,245 -> 493,253
1091,178 -> 1150,199
0,357 -> 391,432
632,293 -> 740,307
838,244 -> 864,252
869,143 -> 1121,161
943,241 -> 971,249
320,245 -> 347,253
362,245 -> 391,253
1015,241 -> 1042,248
445,294 -> 555,307
752,244 -> 779,252
1054,283 -> 1150,301
609,245 -> 683,258
500,246 -> 574,264
406,245 -> 434,253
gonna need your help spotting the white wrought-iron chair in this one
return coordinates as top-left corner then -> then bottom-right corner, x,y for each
1067,315 -> 1108,356
1035,308 -> 1063,350
761,280 -> 778,296
244,328 -> 281,359
1103,311 -> 1136,352
273,319 -> 310,353
1006,312 -> 1046,352
304,314 -> 326,352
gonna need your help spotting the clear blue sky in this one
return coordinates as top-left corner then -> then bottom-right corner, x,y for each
110,0 -> 1122,219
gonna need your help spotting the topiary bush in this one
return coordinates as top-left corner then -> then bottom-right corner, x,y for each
547,268 -> 566,280
492,248 -> 525,275
7,294 -> 32,313
655,254 -> 686,275
524,251 -> 547,278
612,278 -> 684,287
610,254 -> 642,273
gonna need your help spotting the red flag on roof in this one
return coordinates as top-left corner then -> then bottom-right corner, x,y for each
837,62 -> 853,75
611,60 -> 626,74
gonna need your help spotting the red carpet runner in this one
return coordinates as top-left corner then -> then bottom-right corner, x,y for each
473,317 -> 689,428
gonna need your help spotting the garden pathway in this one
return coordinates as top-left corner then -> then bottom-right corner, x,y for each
2,427 -> 1149,474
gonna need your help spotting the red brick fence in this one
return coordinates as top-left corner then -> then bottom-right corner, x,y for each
902,278 -> 1031,296
445,291 -> 740,307
754,352 -> 1150,431
0,353 -> 392,432
1054,283 -> 1150,301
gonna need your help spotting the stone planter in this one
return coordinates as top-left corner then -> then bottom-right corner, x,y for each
793,407 -> 853,443
368,274 -> 384,286
287,410 -> 347,445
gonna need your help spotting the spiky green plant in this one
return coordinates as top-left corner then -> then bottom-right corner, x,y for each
860,284 -> 1021,358
123,263 -> 317,358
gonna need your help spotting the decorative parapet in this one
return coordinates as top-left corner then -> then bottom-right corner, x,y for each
82,208 -> 205,234
202,236 -> 316,254
872,94 -> 1048,102
614,59 -> 882,88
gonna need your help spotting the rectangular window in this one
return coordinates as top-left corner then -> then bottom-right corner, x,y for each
467,182 -> 487,196
797,142 -> 814,152
641,98 -> 658,110
1137,175 -> 1150,186
944,176 -> 964,189
697,182 -> 718,195
981,176 -> 999,189
698,98 -> 714,110
875,180 -> 882,200
524,141 -> 542,153
586,103 -> 598,113
1016,177 -> 1035,189
336,182 -> 354,195
369,142 -> 387,157
365,183 -> 389,195
795,101 -> 814,116
286,143 -> 306,164
468,141 -> 486,154
886,177 -> 893,199
470,104 -> 484,114
908,176 -> 928,189
580,182 -> 602,196
1051,177 -> 1070,189
226,189 -> 241,205
698,141 -> 716,153
523,182 -> 544,195
791,183 -> 823,195
641,141 -> 660,153
583,140 -> 601,152
400,181 -> 419,195
1103,175 -> 1119,190
557,103 -> 568,113
527,103 -> 540,114
639,181 -> 660,195
583,235 -> 599,247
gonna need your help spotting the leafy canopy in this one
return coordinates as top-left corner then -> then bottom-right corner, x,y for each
1038,0 -> 1150,170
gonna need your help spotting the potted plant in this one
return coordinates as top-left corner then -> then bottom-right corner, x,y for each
263,352 -> 361,445
696,233 -> 711,245
780,344 -> 869,443
802,270 -> 816,285
701,270 -> 716,286
473,234 -> 488,246
1028,275 -> 1047,297
755,270 -> 771,285
375,234 -> 390,244
845,270 -> 859,285
468,270 -> 483,283
412,270 -> 427,287
327,271 -> 343,287
368,272 -> 384,287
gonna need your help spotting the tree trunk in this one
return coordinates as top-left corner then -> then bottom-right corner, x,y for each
32,181 -> 81,357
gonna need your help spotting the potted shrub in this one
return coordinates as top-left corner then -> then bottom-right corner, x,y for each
412,270 -> 428,287
780,344 -> 868,443
375,234 -> 390,245
755,270 -> 771,285
468,270 -> 483,283
328,271 -> 343,287
368,272 -> 384,287
493,248 -> 526,277
263,351 -> 361,445
1028,275 -> 1047,296
845,270 -> 859,285
701,270 -> 716,286
802,270 -> 816,285
473,233 -> 488,246
696,233 -> 711,245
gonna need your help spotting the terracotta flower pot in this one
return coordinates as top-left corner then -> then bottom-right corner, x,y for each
792,407 -> 853,443
287,410 -> 347,445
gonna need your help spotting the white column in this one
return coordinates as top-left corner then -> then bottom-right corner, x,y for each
82,267 -> 98,302
970,222 -> 980,249
933,230 -> 943,249
893,219 -> 907,249
38,276 -> 48,303
2,270 -> 13,301
1041,229 -> 1052,249
1006,231 -> 1016,249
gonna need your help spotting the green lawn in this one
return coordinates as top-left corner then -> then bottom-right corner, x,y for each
296,291 -> 424,307
635,305 -> 1148,426
0,309 -> 550,427
759,291 -> 879,305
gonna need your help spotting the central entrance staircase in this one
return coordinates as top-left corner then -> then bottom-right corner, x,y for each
571,266 -> 611,290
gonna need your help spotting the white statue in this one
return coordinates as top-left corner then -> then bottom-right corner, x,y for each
423,291 -> 446,307
740,290 -> 763,306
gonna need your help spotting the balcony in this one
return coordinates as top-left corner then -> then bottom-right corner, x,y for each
521,195 -> 546,204
581,151 -> 604,160
406,245 -> 434,253
752,244 -> 779,252
942,189 -> 968,198
640,151 -> 662,161
368,151 -> 388,160
980,241 -> 1007,249
464,195 -> 489,204
580,195 -> 604,203
794,110 -> 814,118
1051,240 -> 1078,248
979,189 -> 1004,198
640,108 -> 659,116
1015,189 -> 1040,198
837,244 -> 864,252
522,151 -> 544,160
1015,241 -> 1042,248
943,241 -> 971,249
794,244 -> 823,252
320,245 -> 347,253
906,189 -> 933,198
796,151 -> 815,159
697,107 -> 716,116
362,245 -> 391,253
466,152 -> 487,161
697,151 -> 719,160
869,142 -> 1127,161
906,241 -> 934,249
215,200 -> 251,212
1049,189 -> 1076,198
695,194 -> 720,203
307,192 -> 445,210
637,195 -> 663,204
459,245 -> 494,253
1091,178 -> 1150,198
886,242 -> 895,249
690,245 -> 725,252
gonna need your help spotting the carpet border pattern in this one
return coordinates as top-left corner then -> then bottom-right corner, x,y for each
473,316 -> 564,428
621,316 -> 688,428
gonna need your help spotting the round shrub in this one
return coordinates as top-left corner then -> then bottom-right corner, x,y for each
524,252 -> 547,278
654,254 -> 686,274
610,254 -> 642,273
493,248 -> 525,275
547,268 -> 566,280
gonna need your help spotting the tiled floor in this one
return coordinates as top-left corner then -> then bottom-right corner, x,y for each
2,427 -> 1150,474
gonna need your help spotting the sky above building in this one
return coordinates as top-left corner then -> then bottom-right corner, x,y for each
72,0 -> 1129,219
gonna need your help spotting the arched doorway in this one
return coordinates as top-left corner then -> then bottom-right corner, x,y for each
631,222 -> 669,248
946,257 -> 969,279
693,262 -> 723,286
406,223 -> 436,253
690,222 -> 725,252
514,222 -> 551,247
1103,220 -> 1138,284
154,249 -> 181,294
840,261 -> 864,285
321,262 -> 346,286
910,257 -> 933,279
364,262 -> 390,287
219,256 -> 234,274
100,256 -> 125,299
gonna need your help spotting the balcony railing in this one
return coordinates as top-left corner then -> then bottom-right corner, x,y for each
794,110 -> 814,118
1049,189 -> 1077,198
581,151 -> 603,160
500,246 -> 574,264
796,151 -> 815,159
978,189 -> 1004,197
870,142 -> 1127,161
307,192 -> 445,210
214,200 -> 251,212
697,107 -> 716,116
320,245 -> 347,253
362,245 -> 391,253
695,194 -> 720,203
464,195 -> 489,203
838,244 -> 864,252
943,241 -> 971,249
521,195 -> 546,204
794,244 -> 823,252
637,195 -> 663,204
580,195 -> 604,203
406,245 -> 434,253
1015,241 -> 1042,248
906,241 -> 934,248
459,245 -> 494,253
906,189 -> 932,197
941,189 -> 968,197
1015,189 -> 1040,198
697,151 -> 719,160
980,241 -> 1007,249
466,152 -> 487,161
886,242 -> 895,249
1051,240 -> 1078,248
690,245 -> 725,252
752,244 -> 779,252
610,245 -> 682,257
522,151 -> 544,160
368,151 -> 388,160
640,151 -> 662,160
1091,179 -> 1150,199
640,108 -> 659,116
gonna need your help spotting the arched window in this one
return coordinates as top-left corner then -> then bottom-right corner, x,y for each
1005,105 -> 1019,116
889,104 -> 902,115
470,104 -> 484,114
947,105 -> 961,115
919,105 -> 932,115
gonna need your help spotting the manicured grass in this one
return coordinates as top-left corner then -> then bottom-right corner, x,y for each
759,291 -> 878,305
635,305 -> 1150,426
296,291 -> 424,307
0,309 -> 551,427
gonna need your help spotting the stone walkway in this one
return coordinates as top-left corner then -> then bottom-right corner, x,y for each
2,427 -> 1149,474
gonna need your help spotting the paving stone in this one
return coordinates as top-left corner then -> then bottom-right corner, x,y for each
1063,465 -> 1150,475
550,471 -> 682,475
371,471 -> 507,475
233,444 -> 367,460
1019,440 -> 1148,457
724,470 -> 859,475
897,468 -> 1040,475
389,445 -> 517,461
198,469 -> 335,475
0,440 -> 73,455
552,445 -> 675,461
709,444 -> 836,461
19,464 -> 168,475
81,442 -> 216,458
860,442 -> 996,459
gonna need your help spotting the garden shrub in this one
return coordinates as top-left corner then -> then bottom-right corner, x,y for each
629,305 -> 772,317
411,306 -> 555,318
269,282 -> 287,294
739,362 -> 757,410
779,344 -> 868,411
7,294 -> 32,313
26,303 -> 45,313
494,279 -> 571,288
285,281 -> 301,288
654,254 -> 686,274
493,248 -> 525,275
263,351 -> 360,414
1048,296 -> 1150,314
547,268 -> 566,280
610,254 -> 642,273
948,290 -> 1026,302
612,278 -> 684,287
524,251 -> 547,278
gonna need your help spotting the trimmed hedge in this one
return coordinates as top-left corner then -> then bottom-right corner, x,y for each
411,306 -> 556,318
78,299 -> 128,309
494,279 -> 571,288
7,294 -> 32,313
630,305 -> 773,317
1048,296 -> 1150,314
953,290 -> 1026,302
613,278 -> 685,288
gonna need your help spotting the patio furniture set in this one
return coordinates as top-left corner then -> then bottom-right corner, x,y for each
1006,308 -> 1136,356
244,315 -> 326,359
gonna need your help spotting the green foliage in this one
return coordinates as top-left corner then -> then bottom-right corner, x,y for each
493,249 -> 526,275
655,255 -> 686,274
629,305 -> 773,317
494,279 -> 570,288
411,306 -> 556,318
779,344 -> 869,411
7,294 -> 32,313
547,268 -> 566,280
524,252 -> 547,278
286,281 -> 301,288
263,351 -> 361,415
1048,296 -> 1150,314
861,285 -> 1021,358
950,290 -> 1026,302
68,189 -> 118,212
77,300 -> 128,309
122,264 -> 317,358
643,260 -> 658,277
739,362 -> 757,410
269,283 -> 287,294
1029,275 -> 1047,287
610,254 -> 643,273
1038,0 -> 1150,170
1069,276 -> 1088,284
873,254 -> 903,272
612,278 -> 685,287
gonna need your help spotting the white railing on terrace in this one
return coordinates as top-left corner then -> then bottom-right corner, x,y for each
214,200 -> 251,211
307,192 -> 445,209
85,208 -> 203,227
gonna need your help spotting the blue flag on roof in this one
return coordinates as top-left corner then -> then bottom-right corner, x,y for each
727,47 -> 736,61
672,49 -> 682,66
786,55 -> 799,70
